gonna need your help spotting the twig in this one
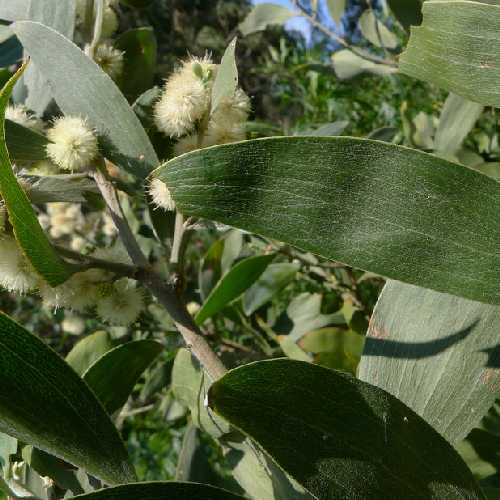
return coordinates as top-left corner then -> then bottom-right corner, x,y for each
290,0 -> 396,67
93,165 -> 226,380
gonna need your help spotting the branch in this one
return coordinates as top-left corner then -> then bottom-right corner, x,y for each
93,165 -> 227,380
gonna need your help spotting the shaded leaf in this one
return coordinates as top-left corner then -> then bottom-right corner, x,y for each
5,118 -> 48,163
196,254 -> 275,325
69,482 -> 244,499
154,136 -> 500,305
386,0 -> 423,30
359,281 -> 500,445
300,120 -> 348,137
12,21 -> 159,177
399,1 -> 500,108
115,27 -> 157,102
239,3 -> 296,36
0,64 -> 76,286
0,312 -> 135,484
0,35 -> 22,67
208,359 -> 485,499
83,340 -> 164,414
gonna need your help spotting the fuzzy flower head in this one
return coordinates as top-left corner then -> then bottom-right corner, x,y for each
6,104 -> 44,133
94,42 -> 124,80
46,116 -> 99,172
149,178 -> 175,211
154,55 -> 216,138
61,314 -> 85,336
0,237 -> 38,293
96,278 -> 144,326
41,268 -> 107,312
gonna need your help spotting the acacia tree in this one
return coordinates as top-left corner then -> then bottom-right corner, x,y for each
0,0 -> 498,499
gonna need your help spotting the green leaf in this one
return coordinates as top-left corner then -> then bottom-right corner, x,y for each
358,10 -> 398,49
5,118 -> 49,163
300,120 -> 348,137
196,254 -> 275,325
243,262 -> 299,315
208,359 -> 485,500
66,331 -> 114,377
0,35 -> 22,67
399,1 -> 500,108
115,27 -> 157,102
25,174 -> 98,204
0,311 -> 135,484
0,64 -> 76,286
211,37 -> 238,115
23,0 -> 76,115
82,340 -> 163,414
359,280 -> 500,445
386,0 -> 423,30
68,482 -> 244,499
154,136 -> 500,305
434,93 -> 483,155
0,1 -> 28,21
326,0 -> 346,24
473,162 -> 500,181
239,3 -> 297,36
12,21 -> 159,177
331,49 -> 398,79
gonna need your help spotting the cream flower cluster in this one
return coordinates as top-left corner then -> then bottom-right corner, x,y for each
94,42 -> 124,80
151,55 -> 251,211
6,105 -> 44,134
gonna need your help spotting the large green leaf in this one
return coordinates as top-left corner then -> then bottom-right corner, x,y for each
239,3 -> 297,36
5,118 -> 49,163
69,482 -> 244,499
154,137 -> 500,305
0,312 -> 135,485
196,254 -> 275,325
400,1 -> 500,108
434,93 -> 483,155
12,21 -> 159,177
115,27 -> 157,102
83,340 -> 163,414
0,65 -> 76,286
211,37 -> 238,115
208,359 -> 485,499
359,281 -> 500,445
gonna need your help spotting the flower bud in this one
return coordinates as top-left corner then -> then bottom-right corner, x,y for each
94,42 -> 124,80
149,178 -> 175,211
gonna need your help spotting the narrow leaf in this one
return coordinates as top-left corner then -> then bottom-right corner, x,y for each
239,3 -> 296,36
196,254 -> 275,324
243,262 -> 299,315
0,312 -> 135,484
208,359 -> 485,499
358,281 -> 500,445
69,482 -> 244,499
0,64 -> 76,286
154,137 -> 500,305
26,174 -> 98,204
359,10 -> 398,49
326,0 -> 346,24
12,21 -> 159,177
331,49 -> 398,79
434,93 -> 483,155
65,331 -> 114,377
82,340 -> 163,414
212,37 -> 238,114
400,1 -> 500,108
